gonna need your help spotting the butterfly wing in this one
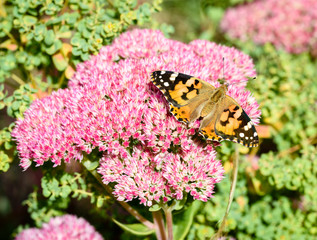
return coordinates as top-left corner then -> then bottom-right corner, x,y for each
214,96 -> 259,147
151,71 -> 215,123
199,104 -> 224,142
151,71 -> 259,147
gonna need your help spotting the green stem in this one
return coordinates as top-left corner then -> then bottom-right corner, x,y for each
2,27 -> 18,44
152,210 -> 167,240
57,71 -> 65,89
211,145 -> 239,240
117,195 -> 155,230
82,159 -> 155,230
163,206 -> 173,240
27,71 -> 37,89
11,73 -> 25,85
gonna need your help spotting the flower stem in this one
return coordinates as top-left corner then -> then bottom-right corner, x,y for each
152,210 -> 167,240
163,206 -> 173,240
116,198 -> 155,229
211,145 -> 239,240
11,73 -> 25,86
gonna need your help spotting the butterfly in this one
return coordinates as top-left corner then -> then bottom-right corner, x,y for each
151,71 -> 259,147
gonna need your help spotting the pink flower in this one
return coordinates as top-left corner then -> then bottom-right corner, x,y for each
15,215 -> 103,240
12,29 -> 260,204
221,0 -> 317,55
98,144 -> 224,206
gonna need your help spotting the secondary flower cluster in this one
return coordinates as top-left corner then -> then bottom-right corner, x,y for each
221,0 -> 317,55
12,29 -> 260,205
15,215 -> 103,240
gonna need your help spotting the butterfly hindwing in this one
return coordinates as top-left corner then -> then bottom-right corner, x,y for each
215,103 -> 259,147
200,121 -> 224,142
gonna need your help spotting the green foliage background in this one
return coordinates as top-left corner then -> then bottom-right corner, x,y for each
0,0 -> 316,239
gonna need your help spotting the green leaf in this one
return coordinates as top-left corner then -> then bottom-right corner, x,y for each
96,196 -> 104,208
83,160 -> 99,171
11,101 -> 20,110
173,201 -> 203,240
60,185 -> 72,198
64,12 -> 79,25
22,16 -> 37,26
0,18 -> 13,38
71,47 -> 81,56
0,151 -> 11,172
173,194 -> 187,211
45,40 -> 62,55
112,219 -> 155,236
52,53 -> 68,71
44,30 -> 55,46
0,102 -> 5,110
149,203 -> 161,212
81,52 -> 90,61
34,24 -> 46,41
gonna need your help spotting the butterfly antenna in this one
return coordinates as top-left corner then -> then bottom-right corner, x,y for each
221,57 -> 229,86
222,56 -> 256,86
230,76 -> 257,86
222,57 -> 225,80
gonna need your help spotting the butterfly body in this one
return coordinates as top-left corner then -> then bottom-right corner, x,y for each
151,71 -> 259,147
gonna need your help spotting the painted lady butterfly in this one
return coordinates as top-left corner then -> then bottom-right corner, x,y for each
151,71 -> 259,147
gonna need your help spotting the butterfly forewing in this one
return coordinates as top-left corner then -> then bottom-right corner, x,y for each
151,71 -> 214,123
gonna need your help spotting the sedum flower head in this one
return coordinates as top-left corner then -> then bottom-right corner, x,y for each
15,215 -> 103,240
221,0 -> 317,55
12,29 -> 260,205
98,144 -> 223,206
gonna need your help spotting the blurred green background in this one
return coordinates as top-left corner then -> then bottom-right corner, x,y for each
0,0 -> 316,239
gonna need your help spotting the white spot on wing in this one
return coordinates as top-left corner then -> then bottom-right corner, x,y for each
163,82 -> 169,87
244,125 -> 249,131
239,132 -> 245,138
254,132 -> 258,137
161,71 -> 166,74
170,72 -> 179,81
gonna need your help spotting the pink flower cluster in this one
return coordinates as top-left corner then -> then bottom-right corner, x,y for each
12,29 -> 260,205
15,215 -> 103,240
98,144 -> 223,205
221,0 -> 317,54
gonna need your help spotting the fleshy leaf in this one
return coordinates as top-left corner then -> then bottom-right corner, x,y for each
112,219 -> 155,236
173,201 -> 203,240
52,53 -> 68,71
83,160 -> 99,171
